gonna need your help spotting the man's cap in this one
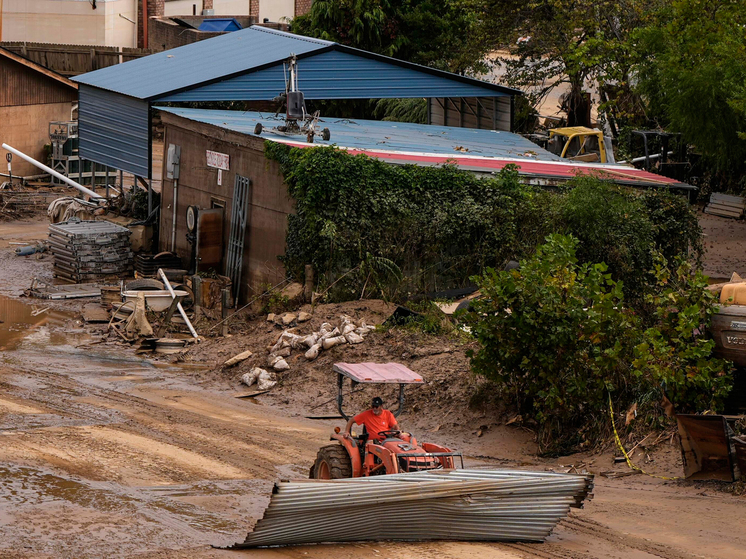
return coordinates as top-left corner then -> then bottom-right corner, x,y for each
372,397 -> 383,407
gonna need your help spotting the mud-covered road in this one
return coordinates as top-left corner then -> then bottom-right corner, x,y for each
0,219 -> 745,558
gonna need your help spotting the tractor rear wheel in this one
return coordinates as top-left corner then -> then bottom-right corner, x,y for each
311,444 -> 353,479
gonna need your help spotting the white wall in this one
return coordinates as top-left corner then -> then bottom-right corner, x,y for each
2,0 -> 137,47
164,0 -> 253,17
163,0 -> 295,20
259,0 -> 293,22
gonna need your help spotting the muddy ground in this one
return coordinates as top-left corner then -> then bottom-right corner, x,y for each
0,215 -> 745,559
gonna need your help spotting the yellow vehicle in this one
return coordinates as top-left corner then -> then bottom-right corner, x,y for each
546,127 -> 613,163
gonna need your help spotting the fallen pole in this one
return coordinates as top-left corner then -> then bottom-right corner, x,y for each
1,143 -> 104,200
158,268 -> 199,339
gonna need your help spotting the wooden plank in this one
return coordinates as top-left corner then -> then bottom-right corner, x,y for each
711,193 -> 746,205
707,202 -> 744,214
708,197 -> 745,208
705,203 -> 741,213
705,206 -> 742,217
704,207 -> 742,218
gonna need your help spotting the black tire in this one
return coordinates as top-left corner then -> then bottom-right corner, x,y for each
311,444 -> 353,479
322,128 -> 331,141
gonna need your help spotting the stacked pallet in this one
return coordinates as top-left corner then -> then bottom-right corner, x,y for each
704,193 -> 746,219
48,220 -> 133,283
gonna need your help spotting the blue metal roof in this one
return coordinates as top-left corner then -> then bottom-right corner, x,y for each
158,108 -> 560,161
73,26 -> 519,101
198,18 -> 242,32
158,49 -> 512,102
74,27 -> 331,99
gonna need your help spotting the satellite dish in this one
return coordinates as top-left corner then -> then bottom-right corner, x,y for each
186,205 -> 197,232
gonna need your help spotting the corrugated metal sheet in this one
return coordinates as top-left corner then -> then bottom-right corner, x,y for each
159,49 -> 513,102
73,27 -> 332,99
73,27 -> 518,102
78,85 -> 150,177
73,26 -> 520,176
333,362 -> 424,384
232,469 -> 594,548
159,108 -> 695,190
158,108 -> 554,161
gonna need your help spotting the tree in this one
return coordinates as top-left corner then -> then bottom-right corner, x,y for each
483,0 -> 663,127
292,0 -> 490,74
634,0 -> 746,187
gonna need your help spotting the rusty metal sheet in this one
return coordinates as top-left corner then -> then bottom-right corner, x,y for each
333,362 -> 424,384
676,414 -> 736,481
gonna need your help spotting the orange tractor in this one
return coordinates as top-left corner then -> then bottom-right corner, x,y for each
310,362 -> 463,479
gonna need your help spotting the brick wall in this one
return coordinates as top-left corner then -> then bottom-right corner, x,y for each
202,0 -> 214,10
295,0 -> 313,16
138,1 -> 166,48
250,0 -> 260,17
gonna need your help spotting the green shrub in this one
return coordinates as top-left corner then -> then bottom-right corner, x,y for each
464,234 -> 731,454
555,177 -> 654,305
633,255 -> 732,412
464,234 -> 639,453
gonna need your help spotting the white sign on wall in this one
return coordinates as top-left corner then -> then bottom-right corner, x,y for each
206,150 -> 230,171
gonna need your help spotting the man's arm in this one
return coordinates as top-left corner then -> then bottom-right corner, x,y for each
343,417 -> 356,438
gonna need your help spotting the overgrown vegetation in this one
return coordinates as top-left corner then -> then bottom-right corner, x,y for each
267,143 -> 701,305
463,235 -> 731,454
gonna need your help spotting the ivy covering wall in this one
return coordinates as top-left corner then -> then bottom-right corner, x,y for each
265,142 -> 702,303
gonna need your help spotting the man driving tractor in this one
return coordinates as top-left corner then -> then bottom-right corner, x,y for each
343,396 -> 400,442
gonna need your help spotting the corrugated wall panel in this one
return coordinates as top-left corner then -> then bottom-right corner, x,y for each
157,50 -> 512,102
428,97 -> 514,132
78,85 -> 150,177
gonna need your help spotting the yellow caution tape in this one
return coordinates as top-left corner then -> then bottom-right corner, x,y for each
608,393 -> 680,480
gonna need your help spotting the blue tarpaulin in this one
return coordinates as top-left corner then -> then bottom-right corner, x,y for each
198,18 -> 242,32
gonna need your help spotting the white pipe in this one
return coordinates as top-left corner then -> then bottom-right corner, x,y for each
158,268 -> 199,339
171,179 -> 178,252
618,151 -> 675,165
1,143 -> 103,200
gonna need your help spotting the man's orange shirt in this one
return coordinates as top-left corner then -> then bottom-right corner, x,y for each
353,409 -> 396,440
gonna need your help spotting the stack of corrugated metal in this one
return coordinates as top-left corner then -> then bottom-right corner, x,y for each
48,220 -> 133,283
704,193 -> 746,219
233,469 -> 594,548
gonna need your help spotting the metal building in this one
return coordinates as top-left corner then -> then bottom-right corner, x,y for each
156,107 -> 692,302
72,25 -> 520,180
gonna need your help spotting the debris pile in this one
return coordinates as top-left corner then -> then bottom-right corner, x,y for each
267,315 -> 375,370
48,220 -> 133,283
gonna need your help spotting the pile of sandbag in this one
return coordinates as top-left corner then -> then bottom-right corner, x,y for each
267,315 -> 375,371
242,367 -> 278,391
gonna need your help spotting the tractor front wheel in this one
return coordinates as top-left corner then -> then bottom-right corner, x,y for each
311,444 -> 353,479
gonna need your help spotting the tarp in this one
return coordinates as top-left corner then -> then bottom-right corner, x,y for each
198,18 -> 242,32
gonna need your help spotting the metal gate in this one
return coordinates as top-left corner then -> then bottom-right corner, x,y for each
225,175 -> 251,303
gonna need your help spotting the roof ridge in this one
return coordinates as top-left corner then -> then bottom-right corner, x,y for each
248,25 -> 334,46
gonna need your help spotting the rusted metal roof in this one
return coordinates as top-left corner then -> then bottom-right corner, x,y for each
231,468 -> 594,548
333,362 -> 424,384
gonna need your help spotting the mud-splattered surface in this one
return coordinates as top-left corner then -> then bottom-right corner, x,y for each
0,217 -> 745,558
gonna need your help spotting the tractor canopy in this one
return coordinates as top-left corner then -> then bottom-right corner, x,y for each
333,362 -> 424,384
333,362 -> 423,420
